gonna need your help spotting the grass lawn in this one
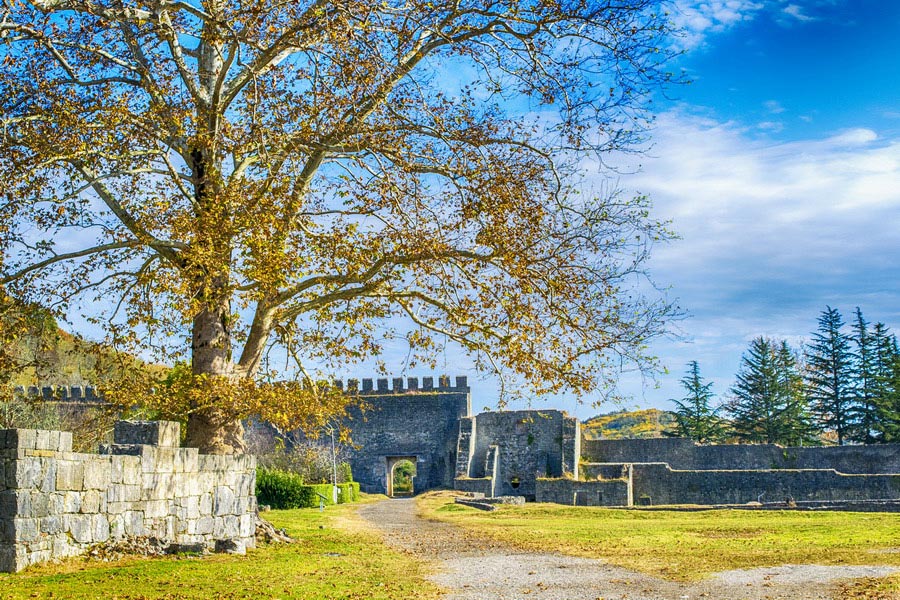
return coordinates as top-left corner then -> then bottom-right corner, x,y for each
0,498 -> 441,600
418,493 -> 900,582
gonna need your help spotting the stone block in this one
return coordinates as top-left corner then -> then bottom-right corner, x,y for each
92,514 -> 109,543
196,516 -> 214,535
11,457 -> 43,489
174,448 -> 199,473
144,499 -> 169,519
14,518 -> 39,542
199,493 -> 213,516
214,538 -> 245,555
143,473 -> 174,500
0,544 -> 17,573
81,490 -> 101,513
108,514 -> 125,539
40,515 -> 63,535
30,491 -> 49,518
124,511 -> 144,537
67,514 -> 93,544
154,447 -> 177,473
34,430 -> 51,451
83,460 -> 110,490
6,430 -> 36,451
56,461 -> 84,491
213,486 -> 235,516
114,421 -> 180,447
62,491 -> 81,513
239,513 -> 254,537
39,460 -> 57,493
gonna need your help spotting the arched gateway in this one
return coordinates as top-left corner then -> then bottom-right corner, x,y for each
340,376 -> 470,496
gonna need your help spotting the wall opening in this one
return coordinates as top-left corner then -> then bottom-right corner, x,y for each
386,456 -> 417,497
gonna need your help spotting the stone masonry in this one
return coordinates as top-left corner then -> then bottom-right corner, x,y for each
0,421 -> 256,572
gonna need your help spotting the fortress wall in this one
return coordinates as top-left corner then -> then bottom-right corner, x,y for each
0,421 -> 256,573
342,376 -> 470,495
583,438 -> 900,474
630,463 -> 900,506
463,410 -> 576,498
535,478 -> 630,506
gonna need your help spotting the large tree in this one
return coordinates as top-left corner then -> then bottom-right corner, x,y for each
728,337 -> 815,446
805,306 -> 856,445
0,1 -> 679,452
669,360 -> 727,443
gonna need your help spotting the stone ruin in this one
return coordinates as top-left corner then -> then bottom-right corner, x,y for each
339,376 -> 900,508
0,420 -> 256,573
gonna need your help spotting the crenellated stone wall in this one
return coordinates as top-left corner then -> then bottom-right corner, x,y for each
0,421 -> 256,573
340,376 -> 470,495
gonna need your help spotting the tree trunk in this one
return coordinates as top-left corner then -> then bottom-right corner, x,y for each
183,291 -> 246,454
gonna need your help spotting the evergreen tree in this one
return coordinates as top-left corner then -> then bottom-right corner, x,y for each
873,324 -> 900,441
805,306 -> 857,445
670,361 -> 728,443
851,308 -> 879,443
728,337 -> 814,445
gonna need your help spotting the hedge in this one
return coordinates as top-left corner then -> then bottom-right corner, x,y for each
256,468 -> 361,509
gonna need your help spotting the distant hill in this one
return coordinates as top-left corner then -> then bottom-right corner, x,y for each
1,295 -> 162,387
582,408 -> 676,440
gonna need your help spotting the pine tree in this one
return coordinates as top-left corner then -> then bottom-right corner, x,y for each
873,324 -> 900,442
805,306 -> 857,445
728,337 -> 813,445
670,361 -> 728,443
851,308 -> 879,443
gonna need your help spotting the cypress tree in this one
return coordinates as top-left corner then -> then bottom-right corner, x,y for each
805,306 -> 856,445
873,324 -> 900,442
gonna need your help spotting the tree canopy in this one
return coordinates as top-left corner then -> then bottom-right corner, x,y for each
0,0 -> 680,451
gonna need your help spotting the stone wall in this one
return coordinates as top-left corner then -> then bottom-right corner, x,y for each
630,463 -> 900,505
582,437 -> 900,474
535,477 -> 631,506
455,409 -> 580,499
341,376 -> 470,495
0,421 -> 256,573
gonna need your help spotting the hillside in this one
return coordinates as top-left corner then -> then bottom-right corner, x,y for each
582,408 -> 676,440
1,294 -> 161,387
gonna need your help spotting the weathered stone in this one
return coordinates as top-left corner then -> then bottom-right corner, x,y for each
14,518 -> 39,543
114,421 -> 180,448
67,514 -> 94,544
81,490 -> 101,513
40,515 -> 64,535
214,538 -> 245,555
92,514 -> 109,543
56,461 -> 84,491
83,459 -> 110,489
213,486 -> 235,516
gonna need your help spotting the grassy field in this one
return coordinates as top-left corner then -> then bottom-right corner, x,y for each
0,499 -> 440,600
419,493 -> 900,582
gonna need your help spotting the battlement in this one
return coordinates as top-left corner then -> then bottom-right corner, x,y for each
11,384 -> 105,403
334,375 -> 469,394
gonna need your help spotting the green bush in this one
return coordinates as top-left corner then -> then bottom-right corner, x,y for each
255,468 -> 360,509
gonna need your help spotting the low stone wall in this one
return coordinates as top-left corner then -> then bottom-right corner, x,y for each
535,478 -> 631,506
0,421 -> 256,573
582,438 -> 900,474
631,463 -> 900,506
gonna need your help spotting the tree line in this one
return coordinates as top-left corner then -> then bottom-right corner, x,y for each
671,306 -> 900,446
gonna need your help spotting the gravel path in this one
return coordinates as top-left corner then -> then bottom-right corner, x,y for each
357,497 -> 897,600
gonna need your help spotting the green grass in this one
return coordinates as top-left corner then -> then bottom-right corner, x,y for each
419,493 -> 900,581
0,499 -> 441,600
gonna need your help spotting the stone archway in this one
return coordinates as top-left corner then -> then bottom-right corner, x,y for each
386,456 -> 417,497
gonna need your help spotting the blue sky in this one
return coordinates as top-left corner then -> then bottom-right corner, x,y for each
336,1 -> 900,418
594,0 -> 900,417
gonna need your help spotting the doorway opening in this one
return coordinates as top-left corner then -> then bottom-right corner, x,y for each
386,456 -> 417,497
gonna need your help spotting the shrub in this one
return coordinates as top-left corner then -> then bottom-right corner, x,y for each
255,468 -> 360,509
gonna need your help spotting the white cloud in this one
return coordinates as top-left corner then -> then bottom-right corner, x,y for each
602,110 -> 900,408
764,100 -> 786,114
782,3 -> 815,21
672,0 -> 766,48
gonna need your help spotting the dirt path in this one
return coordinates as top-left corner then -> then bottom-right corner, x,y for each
357,498 -> 896,600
